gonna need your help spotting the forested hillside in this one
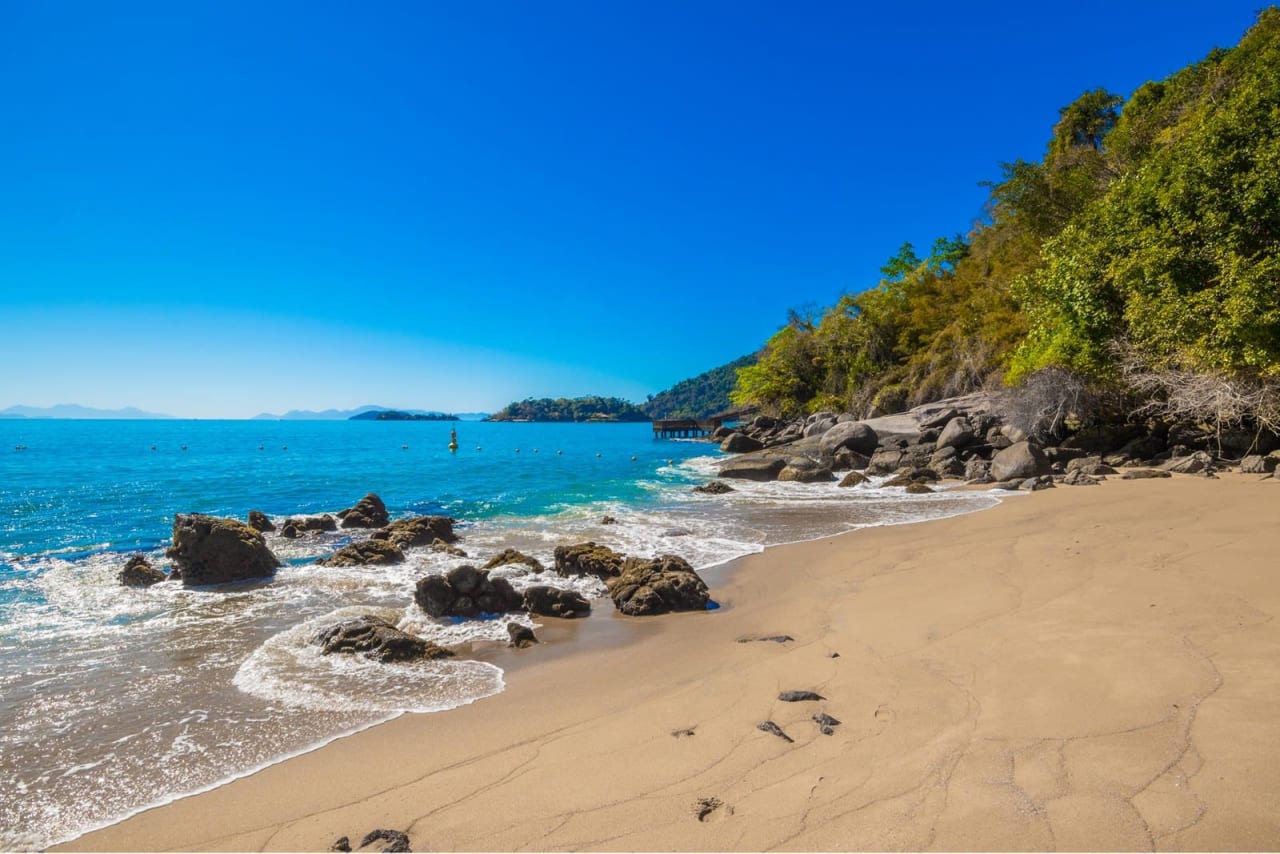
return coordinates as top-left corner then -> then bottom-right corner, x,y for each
732,9 -> 1280,431
487,396 -> 649,422
642,353 -> 758,419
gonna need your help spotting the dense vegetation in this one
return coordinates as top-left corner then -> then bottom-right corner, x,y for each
732,9 -> 1280,429
641,353 -> 758,419
487,396 -> 649,423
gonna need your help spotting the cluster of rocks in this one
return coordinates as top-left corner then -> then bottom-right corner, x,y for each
553,542 -> 713,615
706,391 -> 1280,492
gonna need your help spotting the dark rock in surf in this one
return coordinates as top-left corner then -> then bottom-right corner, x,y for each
166,514 -> 280,586
313,616 -> 452,663
119,554 -> 166,587
338,493 -> 390,529
522,585 -> 592,618
606,554 -> 711,616
247,510 -> 275,532
554,542 -> 626,579
318,540 -> 405,567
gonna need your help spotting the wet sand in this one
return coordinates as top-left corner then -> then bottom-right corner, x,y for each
60,472 -> 1280,851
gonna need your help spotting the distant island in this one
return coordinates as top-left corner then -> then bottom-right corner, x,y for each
349,410 -> 460,422
254,406 -> 489,421
0,404 -> 176,420
488,396 -> 649,423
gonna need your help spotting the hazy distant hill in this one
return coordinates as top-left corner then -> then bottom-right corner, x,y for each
349,409 -> 459,421
0,404 -> 176,419
642,353 -> 758,419
254,406 -> 490,421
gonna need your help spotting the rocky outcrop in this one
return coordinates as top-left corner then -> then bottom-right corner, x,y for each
990,441 -> 1050,482
1121,468 -> 1172,479
279,514 -> 339,538
554,542 -> 625,579
313,616 -> 452,663
1162,451 -> 1216,475
718,455 -> 787,481
936,417 -> 977,450
606,555 -> 711,616
1066,456 -> 1118,476
483,548 -> 544,572
777,458 -> 834,483
247,510 -> 275,533
838,471 -> 869,487
522,585 -> 591,618
720,433 -> 764,453
119,554 -> 166,587
338,493 -> 389,529
167,514 -> 280,586
693,480 -> 735,494
1061,469 -> 1100,486
414,566 -> 524,619
370,515 -> 458,548
1241,454 -> 1279,474
318,540 -> 405,567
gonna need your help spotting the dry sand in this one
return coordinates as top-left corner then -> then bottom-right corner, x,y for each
60,473 -> 1280,851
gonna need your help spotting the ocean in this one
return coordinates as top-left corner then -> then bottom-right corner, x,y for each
0,418 -> 998,849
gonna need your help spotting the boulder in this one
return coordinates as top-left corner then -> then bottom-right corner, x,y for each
866,448 -> 905,476
507,623 -> 538,648
693,480 -> 735,495
356,829 -> 412,853
964,459 -> 993,483
720,433 -> 764,454
832,447 -> 871,471
247,510 -> 275,533
166,514 -> 280,586
483,548 -> 545,572
936,417 -> 977,450
710,426 -> 734,441
818,421 -> 879,457
522,585 -> 592,618
719,454 -> 787,481
1061,470 -> 1100,486
905,482 -> 934,494
1121,468 -> 1172,480
554,542 -> 625,579
413,567 -> 524,618
1241,454 -> 1278,474
280,514 -> 338,534
803,416 -> 837,438
1162,451 -> 1215,475
314,616 -> 453,663
990,441 -> 1050,482
431,538 -> 467,557
318,540 -> 405,567
1066,456 -> 1118,476
777,458 -> 834,483
919,407 -> 959,430
837,471 -> 869,487
119,554 -> 166,587
1021,475 -> 1055,491
371,515 -> 458,548
338,493 -> 389,529
606,554 -> 711,616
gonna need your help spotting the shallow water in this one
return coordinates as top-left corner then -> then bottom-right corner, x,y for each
0,419 -> 997,849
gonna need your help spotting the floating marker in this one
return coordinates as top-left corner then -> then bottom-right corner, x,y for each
631,455 -> 637,461
596,453 -> 602,458
181,445 -> 187,451
515,448 -> 520,453
476,446 -> 482,451
557,450 -> 563,455
151,445 -> 157,451
533,448 -> 539,454
282,445 -> 287,450
401,444 -> 409,450
258,445 -> 264,451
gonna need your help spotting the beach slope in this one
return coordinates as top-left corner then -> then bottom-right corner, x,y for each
61,474 -> 1280,851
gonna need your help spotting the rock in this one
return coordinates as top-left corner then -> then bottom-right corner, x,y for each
837,471 -> 869,487
317,540 -> 405,567
413,568 -> 524,618
720,433 -> 764,453
1121,468 -> 1172,479
118,554 -> 165,587
1066,456 -> 1117,476
601,515 -> 618,525
507,623 -> 538,648
882,473 -> 914,487
757,721 -> 793,743
693,480 -> 735,495
1021,475 -> 1055,491
964,459 -> 992,483
338,493 -> 389,529
818,421 -> 879,457
866,448 -> 905,476
247,510 -> 275,532
483,548 -> 545,572
331,837 -> 351,852
778,690 -> 825,702
606,554 -> 711,616
1061,469 -> 1100,486
279,523 -> 301,539
522,585 -> 592,618
813,712 -> 841,727
554,542 -> 625,579
371,515 -> 458,548
832,447 -> 871,471
718,454 -> 787,481
919,407 -> 959,430
357,829 -> 412,853
803,416 -> 837,438
1162,451 -> 1215,474
313,616 -> 452,663
710,425 -> 734,441
777,458 -> 835,483
990,441 -> 1050,482
936,417 -> 977,450
431,538 -> 467,557
905,481 -> 934,494
737,635 -> 794,643
166,514 -> 280,587
280,515 -> 339,535
1241,454 -> 1277,474
750,415 -> 777,431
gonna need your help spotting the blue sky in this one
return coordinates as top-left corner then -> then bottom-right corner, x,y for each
0,1 -> 1265,417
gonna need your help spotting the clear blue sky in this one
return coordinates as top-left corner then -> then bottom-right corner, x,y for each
0,1 -> 1265,417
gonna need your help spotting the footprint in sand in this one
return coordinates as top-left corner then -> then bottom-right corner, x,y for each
874,705 -> 895,724
694,796 -> 733,822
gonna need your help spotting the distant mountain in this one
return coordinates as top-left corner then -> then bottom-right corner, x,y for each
488,396 -> 649,423
0,404 -> 176,419
254,406 -> 489,421
349,409 -> 459,421
642,353 -> 759,419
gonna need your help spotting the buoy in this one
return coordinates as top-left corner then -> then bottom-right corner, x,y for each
631,455 -> 637,461
258,445 -> 264,451
150,445 -> 157,451
596,453 -> 602,458
668,459 -> 674,465
401,444 -> 409,450
282,445 -> 287,450
448,428 -> 459,451
533,448 -> 539,454
476,445 -> 482,451
557,450 -> 563,455
181,445 -> 187,451
515,448 -> 520,453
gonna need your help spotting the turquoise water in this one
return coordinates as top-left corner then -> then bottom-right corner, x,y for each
0,419 -> 997,849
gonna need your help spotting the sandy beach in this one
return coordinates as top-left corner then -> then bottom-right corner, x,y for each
60,472 -> 1280,852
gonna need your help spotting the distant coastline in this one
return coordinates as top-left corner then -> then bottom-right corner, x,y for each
348,410 -> 459,422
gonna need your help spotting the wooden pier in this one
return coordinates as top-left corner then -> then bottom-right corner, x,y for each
652,408 -> 756,440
